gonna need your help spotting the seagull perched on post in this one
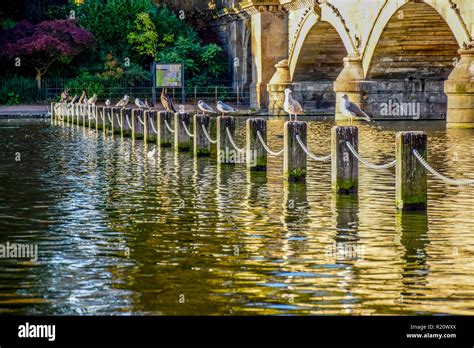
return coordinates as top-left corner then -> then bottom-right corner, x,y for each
135,98 -> 147,109
87,94 -> 97,106
105,99 -> 111,107
116,95 -> 129,108
160,88 -> 176,113
198,100 -> 216,116
78,90 -> 86,104
283,88 -> 304,122
216,101 -> 238,116
339,94 -> 371,125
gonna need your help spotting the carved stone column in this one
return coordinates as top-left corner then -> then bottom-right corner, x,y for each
242,2 -> 288,110
333,53 -> 365,120
445,47 -> 474,128
267,59 -> 292,115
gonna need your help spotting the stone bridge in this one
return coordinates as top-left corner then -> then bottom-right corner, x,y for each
217,0 -> 473,127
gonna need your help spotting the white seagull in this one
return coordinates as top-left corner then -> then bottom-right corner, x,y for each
135,98 -> 147,109
116,95 -> 129,108
339,94 -> 371,125
283,88 -> 304,122
198,100 -> 216,116
216,101 -> 238,117
105,99 -> 111,107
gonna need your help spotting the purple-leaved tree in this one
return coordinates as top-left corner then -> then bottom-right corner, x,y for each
2,19 -> 95,89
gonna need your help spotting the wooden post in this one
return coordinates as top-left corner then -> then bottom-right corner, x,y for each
133,109 -> 145,140
103,107 -> 112,134
193,114 -> 211,156
112,107 -> 122,135
174,112 -> 192,151
81,104 -> 86,126
76,104 -> 80,126
87,105 -> 92,129
331,126 -> 358,194
145,110 -> 158,143
95,106 -> 99,131
283,121 -> 307,181
217,116 -> 236,164
158,111 -> 173,147
246,118 -> 267,171
396,131 -> 427,210
96,106 -> 103,131
50,102 -> 55,125
65,103 -> 70,123
122,108 -> 133,138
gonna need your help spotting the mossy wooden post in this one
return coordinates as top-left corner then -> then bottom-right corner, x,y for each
94,106 -> 99,130
158,111 -> 173,147
246,118 -> 267,171
145,110 -> 158,143
283,121 -> 307,181
174,112 -> 192,151
87,105 -> 92,129
74,104 -> 79,126
65,103 -> 70,124
103,107 -> 112,134
112,107 -> 122,135
81,104 -> 86,127
194,114 -> 211,156
396,131 -> 427,210
133,109 -> 145,140
50,102 -> 55,125
331,126 -> 358,194
122,108 -> 133,138
217,116 -> 236,165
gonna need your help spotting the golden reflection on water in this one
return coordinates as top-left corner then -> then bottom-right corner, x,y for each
0,118 -> 473,315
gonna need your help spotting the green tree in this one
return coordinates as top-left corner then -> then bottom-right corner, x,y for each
127,12 -> 160,58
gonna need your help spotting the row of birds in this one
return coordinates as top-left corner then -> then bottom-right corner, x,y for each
60,87 -> 371,123
60,88 -> 239,117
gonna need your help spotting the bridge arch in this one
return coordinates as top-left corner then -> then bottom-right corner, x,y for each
362,0 -> 470,77
288,5 -> 357,81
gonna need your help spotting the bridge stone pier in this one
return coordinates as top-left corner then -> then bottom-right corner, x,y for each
220,0 -> 474,127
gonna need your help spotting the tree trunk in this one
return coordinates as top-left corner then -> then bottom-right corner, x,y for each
35,69 -> 42,91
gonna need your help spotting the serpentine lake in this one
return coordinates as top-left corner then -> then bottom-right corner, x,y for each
0,117 -> 473,315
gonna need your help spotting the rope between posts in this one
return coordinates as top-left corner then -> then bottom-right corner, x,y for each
296,135 -> 332,162
413,150 -> 474,186
149,117 -> 158,134
226,127 -> 245,153
88,107 -> 97,120
125,114 -> 133,129
256,131 -> 283,156
164,118 -> 175,133
137,114 -> 145,126
346,142 -> 396,170
201,124 -> 217,144
107,110 -> 113,124
116,114 -> 123,128
182,121 -> 194,137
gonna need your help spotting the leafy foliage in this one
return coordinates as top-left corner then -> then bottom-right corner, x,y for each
127,12 -> 159,58
1,19 -> 95,85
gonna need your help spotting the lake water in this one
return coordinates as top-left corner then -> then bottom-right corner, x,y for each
0,117 -> 473,315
